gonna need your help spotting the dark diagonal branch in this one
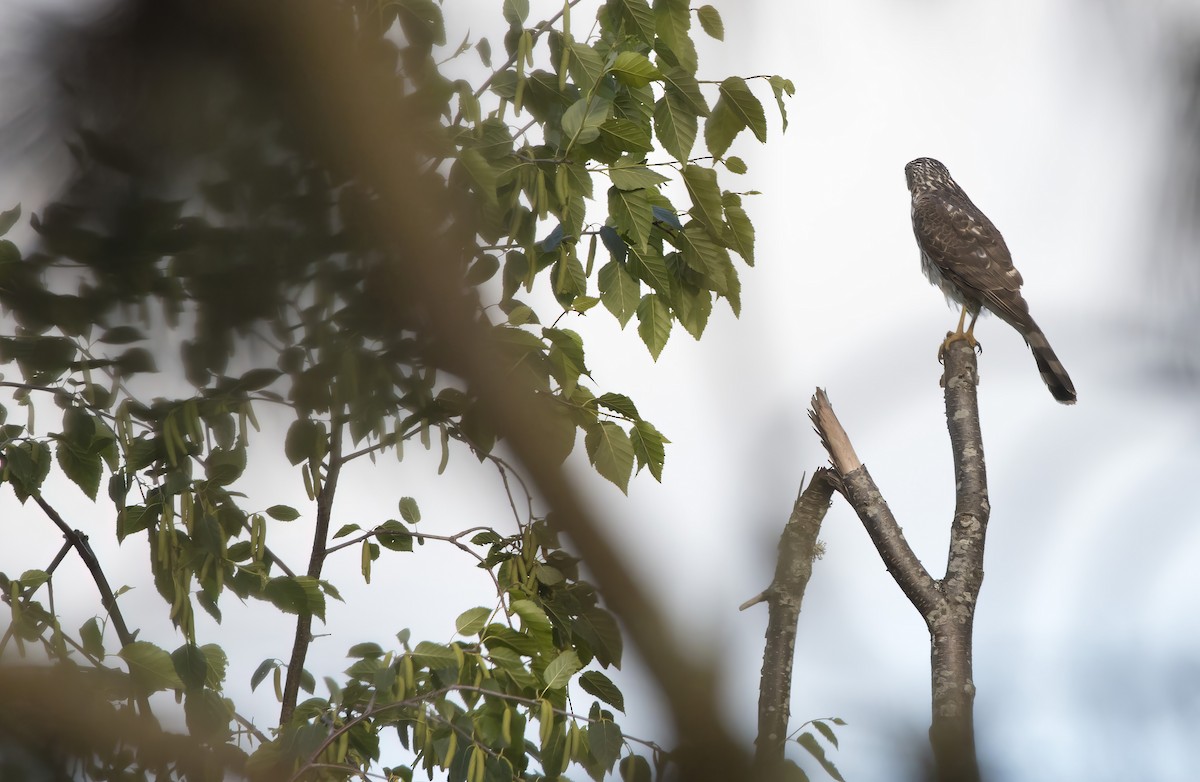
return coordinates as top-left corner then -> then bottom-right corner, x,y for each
279,420 -> 344,725
745,468 -> 835,774
809,390 -> 940,613
29,493 -> 156,723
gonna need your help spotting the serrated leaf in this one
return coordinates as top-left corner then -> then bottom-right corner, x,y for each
579,671 -> 625,711
630,419 -> 666,481
541,649 -> 581,690
611,0 -> 655,44
399,496 -> 421,523
696,5 -> 724,40
120,641 -> 185,693
724,197 -> 755,265
599,226 -> 627,263
653,92 -> 698,163
768,75 -> 796,131
200,644 -> 227,688
636,293 -> 672,361
171,643 -> 209,691
679,224 -> 734,294
562,96 -> 613,146
608,187 -> 653,251
659,64 -> 708,116
458,147 -> 498,204
455,607 -> 491,636
627,245 -> 672,296
511,599 -> 553,639
609,51 -> 661,87
813,720 -> 839,749
797,733 -> 846,782
599,117 -> 653,154
598,260 -> 640,327
333,523 -> 361,539
651,205 -> 684,232
706,77 -> 766,157
584,421 -> 634,493
573,606 -> 623,667
595,392 -> 640,420
265,504 -> 300,521
725,156 -> 747,174
55,441 -> 102,500
681,164 -> 725,239
608,164 -> 669,191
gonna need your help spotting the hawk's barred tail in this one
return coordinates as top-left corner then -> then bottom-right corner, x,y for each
1021,324 -> 1076,404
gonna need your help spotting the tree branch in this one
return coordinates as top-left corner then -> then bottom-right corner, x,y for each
747,469 -> 835,774
29,493 -> 157,723
809,390 -> 940,613
280,420 -> 344,724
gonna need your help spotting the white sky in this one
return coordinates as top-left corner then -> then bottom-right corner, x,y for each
3,1 -> 1200,781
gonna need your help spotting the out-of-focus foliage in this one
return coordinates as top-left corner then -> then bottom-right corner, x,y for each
0,1 -> 791,779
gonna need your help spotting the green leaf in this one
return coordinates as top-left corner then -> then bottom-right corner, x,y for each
768,75 -> 796,131
171,643 -> 209,690
584,421 -> 634,493
630,419 -> 666,481
200,644 -> 228,688
653,92 -> 698,163
413,640 -> 459,670
813,719 -> 840,749
595,392 -> 640,420
610,0 -> 656,44
347,642 -> 384,658
399,496 -> 421,523
80,617 -> 104,660
608,163 -> 669,191
599,118 -> 653,155
681,164 -> 725,239
589,719 -> 624,769
541,649 -> 581,690
562,97 -> 613,146
458,147 -> 499,204
568,41 -> 606,88
264,576 -> 326,620
725,156 -> 747,175
797,732 -> 845,782
55,440 -> 102,501
284,419 -> 326,466
635,294 -> 672,361
627,244 -> 672,296
598,260 -> 640,327
620,755 -> 652,782
376,520 -> 413,552
572,606 -> 623,667
98,325 -> 145,344
679,224 -> 734,294
265,504 -> 300,521
455,607 -> 491,636
333,523 -> 360,539
120,641 -> 185,693
706,77 -> 767,157
696,5 -> 724,40
723,193 -> 755,265
184,689 -> 232,742
502,0 -> 529,25
609,51 -> 661,88
579,670 -> 625,711
511,599 -> 553,640
609,184 -> 657,249
0,204 -> 19,237
659,65 -> 708,116
250,659 -> 278,691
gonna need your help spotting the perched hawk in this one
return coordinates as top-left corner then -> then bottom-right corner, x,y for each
905,157 -> 1076,404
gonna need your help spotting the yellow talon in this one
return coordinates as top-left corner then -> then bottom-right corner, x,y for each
938,305 -> 983,362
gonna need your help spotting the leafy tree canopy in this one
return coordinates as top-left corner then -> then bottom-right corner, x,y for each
0,1 -> 792,779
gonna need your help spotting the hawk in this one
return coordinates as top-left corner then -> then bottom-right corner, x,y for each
905,157 -> 1076,404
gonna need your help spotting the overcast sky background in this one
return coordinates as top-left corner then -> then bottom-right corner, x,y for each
2,1 -> 1200,781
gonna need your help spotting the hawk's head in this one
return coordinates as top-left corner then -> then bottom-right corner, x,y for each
905,157 -> 954,196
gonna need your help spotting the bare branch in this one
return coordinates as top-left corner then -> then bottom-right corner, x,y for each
750,468 -> 835,773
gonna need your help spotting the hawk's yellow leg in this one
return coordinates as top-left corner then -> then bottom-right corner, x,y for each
938,305 -> 983,361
